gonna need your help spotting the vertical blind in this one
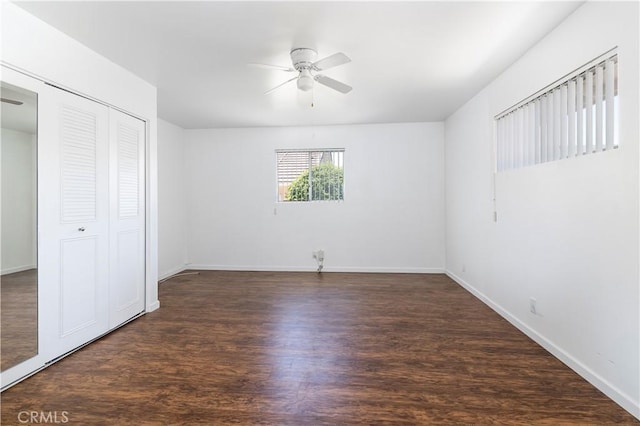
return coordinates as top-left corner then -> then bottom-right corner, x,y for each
496,51 -> 618,172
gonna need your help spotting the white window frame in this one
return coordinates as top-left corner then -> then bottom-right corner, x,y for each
275,148 -> 345,203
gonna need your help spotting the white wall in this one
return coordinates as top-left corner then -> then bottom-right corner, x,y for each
1,2 -> 160,311
158,119 -> 188,279
1,128 -> 36,274
445,2 -> 639,418
185,122 -> 445,272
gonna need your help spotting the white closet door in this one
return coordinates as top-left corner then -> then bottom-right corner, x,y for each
39,85 -> 110,360
108,109 -> 145,329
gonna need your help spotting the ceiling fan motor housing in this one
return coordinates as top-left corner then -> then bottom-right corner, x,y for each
290,48 -> 318,71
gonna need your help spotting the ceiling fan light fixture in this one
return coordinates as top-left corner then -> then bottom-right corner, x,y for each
297,69 -> 314,92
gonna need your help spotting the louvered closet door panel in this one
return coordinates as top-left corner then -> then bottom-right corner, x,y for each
39,85 -> 110,360
109,109 -> 145,329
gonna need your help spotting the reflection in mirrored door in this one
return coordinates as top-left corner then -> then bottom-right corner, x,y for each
1,81 -> 38,372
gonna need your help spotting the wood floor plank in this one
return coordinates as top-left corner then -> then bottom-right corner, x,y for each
1,271 -> 637,425
1,269 -> 38,371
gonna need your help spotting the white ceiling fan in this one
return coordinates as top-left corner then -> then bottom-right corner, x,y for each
251,48 -> 352,95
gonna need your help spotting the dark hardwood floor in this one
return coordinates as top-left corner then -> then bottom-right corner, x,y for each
1,271 -> 637,425
1,269 -> 38,371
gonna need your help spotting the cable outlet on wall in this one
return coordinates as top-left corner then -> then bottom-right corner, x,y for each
529,297 -> 537,315
313,250 -> 325,261
313,250 -> 325,273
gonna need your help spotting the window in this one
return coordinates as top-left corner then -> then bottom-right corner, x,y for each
276,149 -> 344,202
496,49 -> 618,172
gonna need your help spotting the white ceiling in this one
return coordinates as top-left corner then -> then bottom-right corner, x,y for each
15,1 -> 582,129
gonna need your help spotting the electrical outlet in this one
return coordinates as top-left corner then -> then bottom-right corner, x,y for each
529,298 -> 537,315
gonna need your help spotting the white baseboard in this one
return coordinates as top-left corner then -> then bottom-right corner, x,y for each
1,264 -> 36,275
187,264 -> 445,274
146,300 -> 160,312
325,266 -> 444,274
445,270 -> 640,420
158,265 -> 188,281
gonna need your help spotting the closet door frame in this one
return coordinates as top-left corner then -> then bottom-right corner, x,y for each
0,64 -> 152,391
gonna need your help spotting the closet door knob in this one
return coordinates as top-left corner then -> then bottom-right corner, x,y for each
78,227 -> 85,232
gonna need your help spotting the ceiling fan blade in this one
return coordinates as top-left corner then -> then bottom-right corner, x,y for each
248,63 -> 296,72
312,52 -> 351,71
314,75 -> 352,94
264,76 -> 298,95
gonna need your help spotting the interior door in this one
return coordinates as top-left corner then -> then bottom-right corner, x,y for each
39,84 -> 110,360
109,109 -> 145,328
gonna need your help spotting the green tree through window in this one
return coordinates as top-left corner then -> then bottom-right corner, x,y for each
287,162 -> 344,201
277,149 -> 344,202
